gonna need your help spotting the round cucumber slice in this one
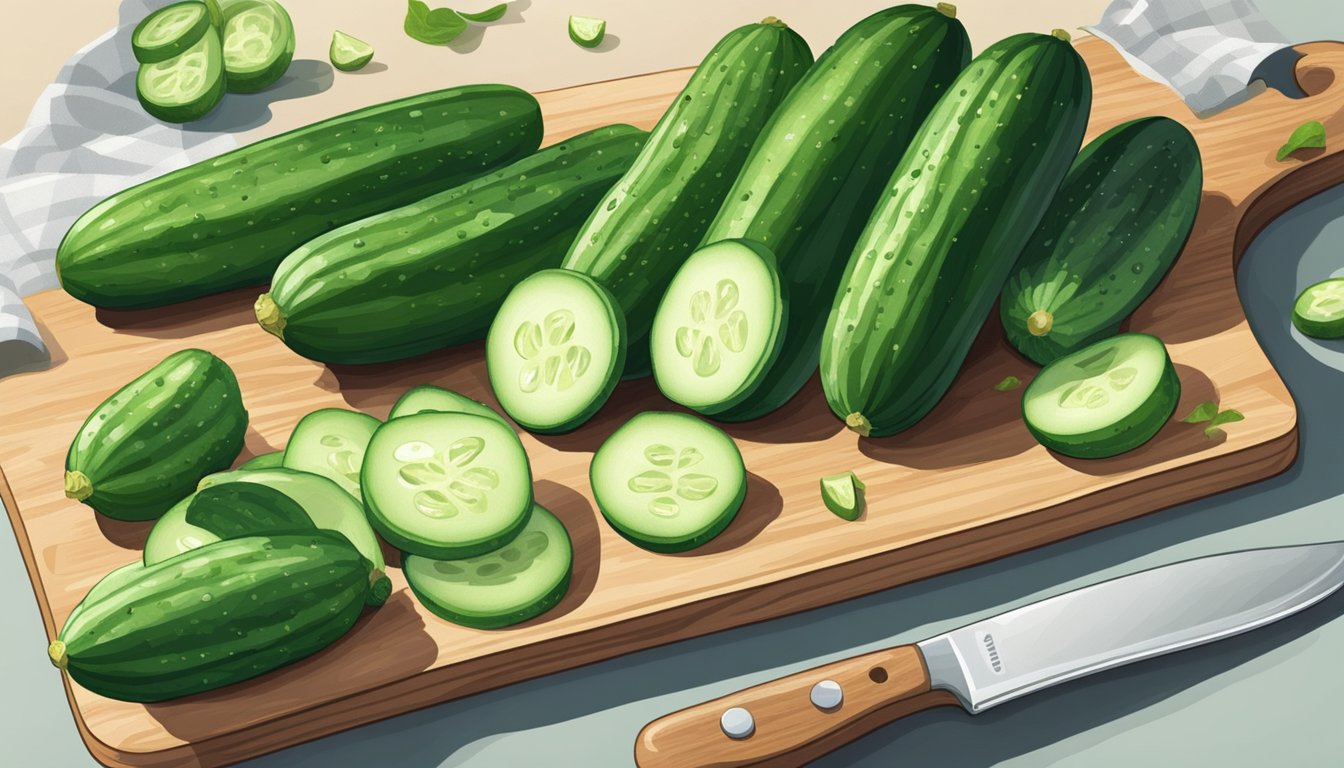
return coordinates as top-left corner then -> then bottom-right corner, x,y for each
330,30 -> 374,72
238,450 -> 284,469
1023,333 -> 1181,459
282,408 -> 381,501
390,385 -> 508,426
590,411 -> 746,553
363,412 -> 533,559
132,1 -> 212,64
1292,277 -> 1344,339
135,31 -> 226,123
651,240 -> 785,415
404,504 -> 572,629
487,269 -> 626,434
568,15 -> 606,48
219,0 -> 295,93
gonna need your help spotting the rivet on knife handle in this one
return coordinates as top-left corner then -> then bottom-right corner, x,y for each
634,645 -> 960,768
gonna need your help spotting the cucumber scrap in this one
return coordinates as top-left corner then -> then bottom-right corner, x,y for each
568,15 -> 606,48
1292,277 -> 1344,338
820,471 -> 865,521
330,30 -> 375,72
132,1 -> 213,64
390,385 -> 509,425
219,0 -> 295,92
136,31 -> 227,123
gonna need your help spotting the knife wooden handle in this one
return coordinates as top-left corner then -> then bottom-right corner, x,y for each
634,645 -> 961,767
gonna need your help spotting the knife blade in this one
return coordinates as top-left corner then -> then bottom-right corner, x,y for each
634,541 -> 1344,768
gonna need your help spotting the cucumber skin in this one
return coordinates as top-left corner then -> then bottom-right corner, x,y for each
265,125 -> 646,365
136,30 -> 227,124
57,532 -> 373,702
697,6 -> 970,421
562,21 -> 813,377
1002,117 -> 1203,365
822,33 -> 1093,437
238,451 -> 284,469
408,566 -> 569,629
57,85 -> 543,308
66,349 -> 247,521
218,0 -> 295,93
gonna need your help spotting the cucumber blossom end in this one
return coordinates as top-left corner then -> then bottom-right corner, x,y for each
255,293 -> 286,339
64,471 -> 93,502
937,3 -> 957,19
48,640 -> 68,670
760,16 -> 787,28
1027,310 -> 1054,337
1051,28 -> 1072,42
845,413 -> 873,437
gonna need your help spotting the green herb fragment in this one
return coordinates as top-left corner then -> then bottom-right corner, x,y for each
1203,409 -> 1244,438
1181,400 -> 1219,424
1276,120 -> 1325,161
459,3 -> 508,22
405,0 -> 467,45
993,375 -> 1022,391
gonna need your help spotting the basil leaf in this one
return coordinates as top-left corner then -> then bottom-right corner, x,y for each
1181,400 -> 1219,424
459,3 -> 508,22
185,482 -> 314,539
1276,120 -> 1326,161
405,0 -> 468,45
993,376 -> 1022,392
1203,409 -> 1245,438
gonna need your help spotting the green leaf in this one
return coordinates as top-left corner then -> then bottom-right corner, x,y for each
993,375 -> 1022,392
459,3 -> 508,22
1203,409 -> 1245,438
1276,120 -> 1326,161
185,483 -> 314,539
405,0 -> 468,45
1181,400 -> 1219,424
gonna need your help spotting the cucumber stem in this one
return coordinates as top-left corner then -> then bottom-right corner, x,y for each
936,3 -> 957,19
1027,310 -> 1054,337
845,413 -> 873,437
368,569 -> 392,606
48,640 -> 68,670
254,293 -> 286,340
760,16 -> 787,28
64,471 -> 92,502
1051,28 -> 1072,42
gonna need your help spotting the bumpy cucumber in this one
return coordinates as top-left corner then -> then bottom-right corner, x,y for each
282,408 -> 380,501
390,385 -> 508,425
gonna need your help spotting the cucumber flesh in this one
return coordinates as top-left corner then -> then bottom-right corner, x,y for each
282,408 -> 381,501
330,30 -> 374,72
136,31 -> 226,123
238,451 -> 283,469
144,494 -> 221,565
404,504 -> 572,629
362,413 -> 533,559
590,411 -> 745,552
390,385 -> 508,426
568,16 -> 606,48
487,269 -> 626,434
651,240 -> 785,415
132,1 -> 212,64
820,471 -> 865,521
220,0 -> 295,92
1292,277 -> 1344,338
1023,333 -> 1180,459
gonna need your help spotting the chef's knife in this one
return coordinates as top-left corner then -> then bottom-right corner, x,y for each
634,541 -> 1344,767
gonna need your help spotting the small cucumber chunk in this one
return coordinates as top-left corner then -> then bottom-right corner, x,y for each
220,0 -> 295,93
487,269 -> 626,434
390,385 -> 508,426
1292,277 -> 1344,339
1023,333 -> 1181,459
363,412 -> 533,559
283,408 -> 381,501
136,30 -> 226,123
132,1 -> 213,64
820,471 -> 865,521
651,240 -> 785,415
404,504 -> 572,629
568,15 -> 606,48
330,30 -> 374,72
591,411 -> 746,553
238,450 -> 284,469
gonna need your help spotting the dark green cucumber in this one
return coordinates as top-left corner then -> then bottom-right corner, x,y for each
65,349 -> 247,521
257,124 -> 646,364
561,19 -> 812,376
692,4 -> 970,421
822,31 -> 1092,437
51,532 -> 384,702
1002,117 -> 1202,364
57,85 -> 543,308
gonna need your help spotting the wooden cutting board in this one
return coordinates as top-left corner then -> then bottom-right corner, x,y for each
3,35 -> 1342,767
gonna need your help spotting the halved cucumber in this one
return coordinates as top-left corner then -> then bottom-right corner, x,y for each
650,240 -> 785,415
590,411 -> 746,552
239,451 -> 284,469
330,30 -> 374,72
132,1 -> 213,64
282,408 -> 380,500
362,412 -> 533,559
487,269 -> 626,434
1292,277 -> 1344,338
390,385 -> 508,426
1023,333 -> 1181,459
219,0 -> 295,93
404,504 -> 572,629
136,30 -> 226,123
820,471 -> 865,521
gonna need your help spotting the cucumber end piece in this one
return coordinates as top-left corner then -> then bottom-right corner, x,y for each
845,413 -> 872,438
255,293 -> 286,340
760,16 -> 787,28
48,640 -> 68,670
64,471 -> 93,502
1051,28 -> 1072,42
936,3 -> 957,19
1027,309 -> 1054,337
368,569 -> 392,606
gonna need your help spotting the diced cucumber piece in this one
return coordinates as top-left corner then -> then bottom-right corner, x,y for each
238,450 -> 284,469
651,240 -> 785,415
363,412 -> 533,559
132,1 -> 213,64
487,269 -> 626,434
1023,333 -> 1181,459
65,562 -> 145,629
1292,277 -> 1344,338
282,408 -> 381,501
144,494 -> 221,565
390,385 -> 508,426
568,15 -> 606,48
136,31 -> 226,123
820,471 -> 865,521
590,411 -> 746,552
404,504 -> 572,629
330,30 -> 374,72
219,0 -> 295,93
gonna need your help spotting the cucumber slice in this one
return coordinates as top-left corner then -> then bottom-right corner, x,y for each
568,15 -> 606,48
390,385 -> 508,426
590,411 -> 746,552
1292,277 -> 1344,338
132,1 -> 213,64
651,240 -> 785,416
404,504 -> 572,628
219,0 -> 295,93
362,412 -> 533,559
282,408 -> 381,501
1023,333 -> 1181,459
820,471 -> 865,521
65,562 -> 144,629
238,450 -> 284,469
330,30 -> 374,72
144,494 -> 221,565
136,30 -> 226,123
487,269 -> 626,434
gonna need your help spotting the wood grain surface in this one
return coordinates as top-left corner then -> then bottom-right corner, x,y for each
3,35 -> 1342,767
